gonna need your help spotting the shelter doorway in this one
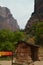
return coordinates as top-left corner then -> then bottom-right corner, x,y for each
31,47 -> 38,61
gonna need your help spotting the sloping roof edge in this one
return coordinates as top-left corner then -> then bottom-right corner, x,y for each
17,40 -> 39,48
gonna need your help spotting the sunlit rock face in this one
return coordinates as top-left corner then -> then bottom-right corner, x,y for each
25,0 -> 43,33
0,6 -> 19,31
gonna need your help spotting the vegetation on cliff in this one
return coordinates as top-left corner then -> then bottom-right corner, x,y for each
30,22 -> 43,46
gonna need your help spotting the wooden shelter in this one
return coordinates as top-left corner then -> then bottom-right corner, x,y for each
14,40 -> 39,63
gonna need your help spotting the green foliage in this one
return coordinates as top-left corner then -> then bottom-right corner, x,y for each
31,22 -> 43,45
0,29 -> 26,51
13,31 -> 24,42
1,41 -> 15,51
0,29 -> 14,42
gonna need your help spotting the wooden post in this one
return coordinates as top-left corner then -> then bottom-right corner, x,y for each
11,51 -> 13,65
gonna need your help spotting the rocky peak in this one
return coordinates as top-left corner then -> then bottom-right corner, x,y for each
0,6 -> 11,18
0,6 -> 19,31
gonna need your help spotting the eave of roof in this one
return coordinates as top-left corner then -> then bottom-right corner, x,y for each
17,40 -> 39,48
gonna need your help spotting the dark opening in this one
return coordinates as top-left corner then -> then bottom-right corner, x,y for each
31,46 -> 38,61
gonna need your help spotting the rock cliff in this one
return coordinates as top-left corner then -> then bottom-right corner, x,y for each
0,6 -> 19,31
25,0 -> 43,33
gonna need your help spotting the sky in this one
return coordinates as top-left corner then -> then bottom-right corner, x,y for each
0,0 -> 34,29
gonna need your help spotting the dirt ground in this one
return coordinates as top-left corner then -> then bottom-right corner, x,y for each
0,60 -> 12,65
30,61 -> 43,65
0,60 -> 43,65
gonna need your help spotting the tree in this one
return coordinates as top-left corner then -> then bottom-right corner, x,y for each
31,22 -> 43,45
0,29 -> 14,42
0,29 -> 26,51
